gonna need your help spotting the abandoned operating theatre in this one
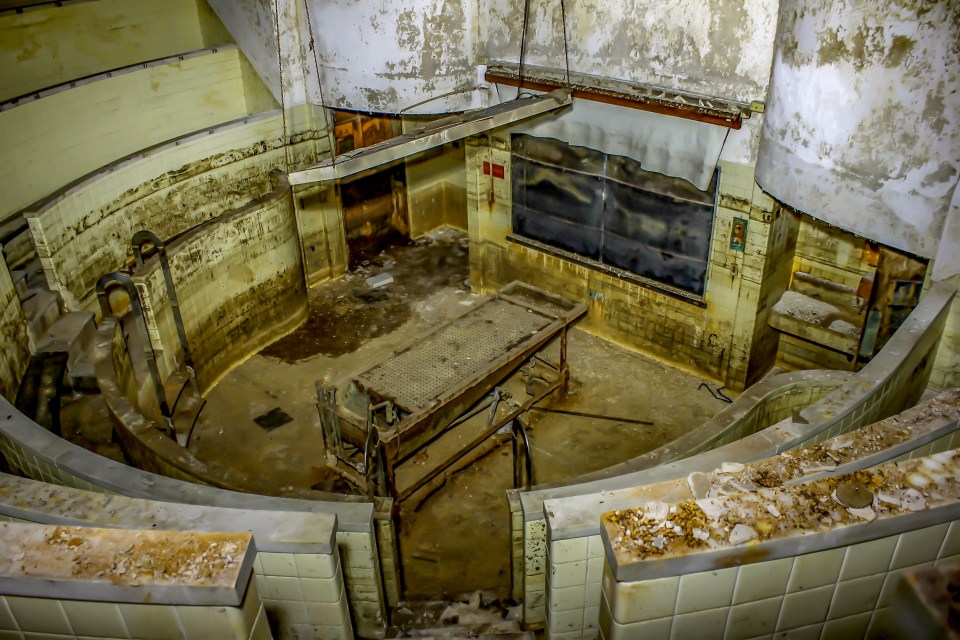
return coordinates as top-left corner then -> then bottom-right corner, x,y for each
0,0 -> 958,638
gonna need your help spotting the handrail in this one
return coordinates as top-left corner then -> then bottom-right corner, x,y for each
363,401 -> 391,497
95,272 -> 172,433
131,229 -> 198,394
512,416 -> 534,490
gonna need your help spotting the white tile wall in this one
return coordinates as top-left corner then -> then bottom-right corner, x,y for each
778,585 -> 835,629
676,567 -> 738,613
0,582 -> 268,639
601,520 -> 960,640
252,549 -> 352,639
724,595 -> 781,639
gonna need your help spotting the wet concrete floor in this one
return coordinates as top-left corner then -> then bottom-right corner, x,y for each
191,227 -> 725,596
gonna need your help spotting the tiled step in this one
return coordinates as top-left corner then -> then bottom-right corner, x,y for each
21,289 -> 61,349
66,347 -> 98,393
14,352 -> 68,436
35,311 -> 96,375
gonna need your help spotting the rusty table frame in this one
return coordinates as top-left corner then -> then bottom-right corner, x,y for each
317,281 -> 586,500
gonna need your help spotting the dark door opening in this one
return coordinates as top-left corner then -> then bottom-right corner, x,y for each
341,164 -> 410,268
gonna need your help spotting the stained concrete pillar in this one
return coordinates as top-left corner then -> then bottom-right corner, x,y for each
308,0 -> 483,114
756,0 -> 960,262
205,0 -> 318,112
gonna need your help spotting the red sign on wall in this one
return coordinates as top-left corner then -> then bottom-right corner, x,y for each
482,161 -> 505,179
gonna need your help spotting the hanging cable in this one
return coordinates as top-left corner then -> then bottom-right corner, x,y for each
559,0 -> 570,85
516,0 -> 531,99
302,0 -> 338,172
272,0 -> 291,172
302,0 -> 345,276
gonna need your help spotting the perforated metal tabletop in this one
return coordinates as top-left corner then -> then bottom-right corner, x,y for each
355,298 -> 553,413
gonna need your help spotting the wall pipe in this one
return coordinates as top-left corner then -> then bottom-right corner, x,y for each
95,272 -> 173,433
131,229 -> 199,395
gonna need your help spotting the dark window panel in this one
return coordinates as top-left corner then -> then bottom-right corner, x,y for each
513,206 -> 602,260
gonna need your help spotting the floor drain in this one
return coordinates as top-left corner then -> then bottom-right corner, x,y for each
253,407 -> 293,431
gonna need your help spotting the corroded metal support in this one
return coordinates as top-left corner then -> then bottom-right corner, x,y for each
485,61 -> 749,129
131,229 -> 198,394
363,405 -> 389,498
316,383 -> 344,458
95,272 -> 172,433
511,416 -> 533,491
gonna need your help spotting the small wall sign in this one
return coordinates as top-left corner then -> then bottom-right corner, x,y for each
730,217 -> 747,251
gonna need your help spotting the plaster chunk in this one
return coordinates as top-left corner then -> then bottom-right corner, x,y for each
728,524 -> 757,545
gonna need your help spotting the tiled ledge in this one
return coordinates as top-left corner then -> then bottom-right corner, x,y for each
547,387 -> 960,542
601,449 -> 960,583
0,387 -> 387,636
22,110 -> 279,217
0,46 -> 239,113
0,394 -> 373,531
0,472 -> 336,555
519,281 -> 956,524
0,522 -> 255,606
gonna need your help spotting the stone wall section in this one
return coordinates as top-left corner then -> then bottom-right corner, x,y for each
0,256 -> 28,402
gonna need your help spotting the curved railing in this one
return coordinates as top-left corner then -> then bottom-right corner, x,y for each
511,281 -> 956,629
600,443 -> 960,639
131,171 -> 307,392
22,109 -> 306,312
3,46 -> 277,225
0,470 -> 349,639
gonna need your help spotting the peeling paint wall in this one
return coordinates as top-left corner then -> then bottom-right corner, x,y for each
757,0 -> 960,262
208,0 -> 775,113
0,256 -> 29,402
481,0 -> 778,103
406,143 -> 468,238
309,0 -> 483,114
933,182 -> 960,281
930,274 -> 960,392
293,182 -> 348,288
0,0 -> 228,102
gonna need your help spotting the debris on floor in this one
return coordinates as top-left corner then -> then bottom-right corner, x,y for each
367,272 -> 394,288
252,407 -> 294,431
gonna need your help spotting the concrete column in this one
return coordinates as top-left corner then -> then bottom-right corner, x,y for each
757,0 -> 960,261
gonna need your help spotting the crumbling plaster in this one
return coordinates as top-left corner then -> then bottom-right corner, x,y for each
757,0 -> 960,265
481,0 -> 778,104
308,0 -> 483,114
210,0 -> 776,114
